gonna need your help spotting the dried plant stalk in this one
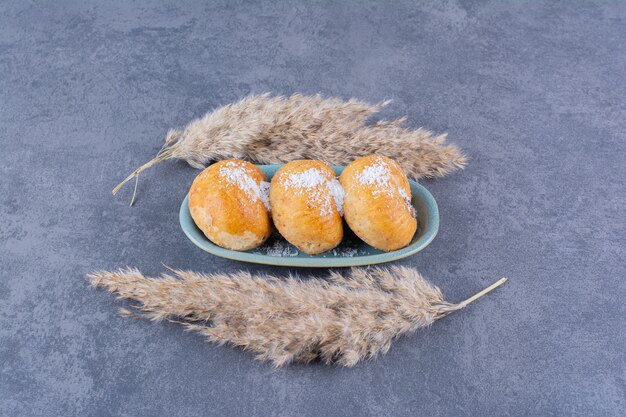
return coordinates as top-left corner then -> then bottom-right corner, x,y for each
88,266 -> 505,367
113,94 -> 466,204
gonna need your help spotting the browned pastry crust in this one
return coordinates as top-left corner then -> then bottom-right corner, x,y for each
189,160 -> 272,251
270,160 -> 344,255
340,155 -> 417,251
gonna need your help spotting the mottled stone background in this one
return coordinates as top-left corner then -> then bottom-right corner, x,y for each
1,1 -> 624,416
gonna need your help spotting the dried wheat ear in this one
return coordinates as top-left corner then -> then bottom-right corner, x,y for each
88,266 -> 505,367
113,94 -> 466,205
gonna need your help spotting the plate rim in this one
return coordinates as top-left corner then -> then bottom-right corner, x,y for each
179,164 -> 439,267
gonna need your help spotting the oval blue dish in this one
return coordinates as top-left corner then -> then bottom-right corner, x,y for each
180,164 -> 439,267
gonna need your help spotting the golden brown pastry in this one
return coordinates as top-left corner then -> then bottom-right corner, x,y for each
188,160 -> 272,251
340,155 -> 417,251
270,160 -> 344,254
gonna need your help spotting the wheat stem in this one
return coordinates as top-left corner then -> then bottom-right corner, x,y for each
112,148 -> 173,199
130,175 -> 139,207
434,277 -> 507,319
458,277 -> 508,308
111,95 -> 466,205
88,267 -> 506,366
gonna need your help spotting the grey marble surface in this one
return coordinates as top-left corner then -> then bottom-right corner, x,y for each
1,1 -> 624,416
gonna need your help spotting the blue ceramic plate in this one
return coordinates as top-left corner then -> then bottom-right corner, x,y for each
180,164 -> 439,267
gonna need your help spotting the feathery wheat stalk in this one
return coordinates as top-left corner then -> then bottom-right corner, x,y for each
113,94 -> 466,205
88,266 -> 505,367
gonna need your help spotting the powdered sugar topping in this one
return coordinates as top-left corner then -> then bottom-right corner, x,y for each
358,159 -> 391,187
398,187 -> 415,217
326,177 -> 345,216
283,168 -> 327,189
358,157 -> 414,215
219,162 -> 271,210
259,181 -> 271,210
252,233 -> 368,257
264,239 -> 299,257
282,168 -> 345,216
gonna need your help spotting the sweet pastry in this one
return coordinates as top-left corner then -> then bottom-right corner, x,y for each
270,160 -> 344,254
188,160 -> 272,251
340,155 -> 417,251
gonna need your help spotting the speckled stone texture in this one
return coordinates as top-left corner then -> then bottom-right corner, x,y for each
1,1 -> 624,416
